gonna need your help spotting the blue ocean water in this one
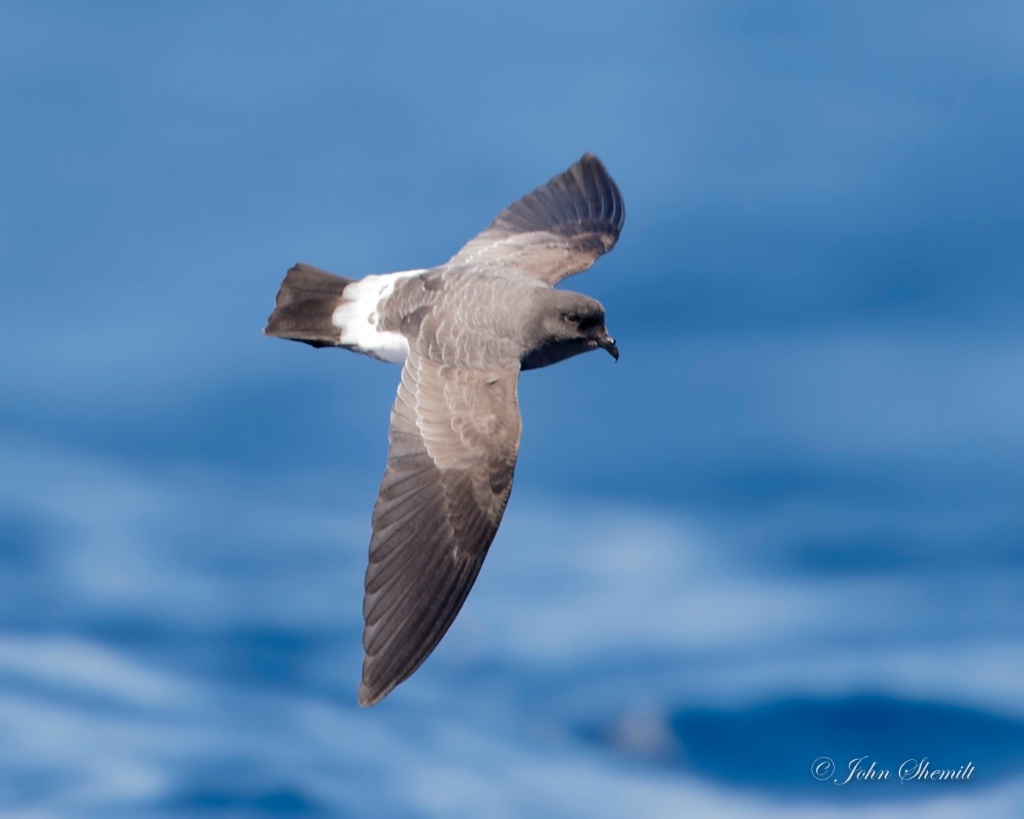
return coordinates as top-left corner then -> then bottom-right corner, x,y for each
2,2 -> 1023,816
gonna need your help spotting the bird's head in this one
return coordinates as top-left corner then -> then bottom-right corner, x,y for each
521,290 -> 618,370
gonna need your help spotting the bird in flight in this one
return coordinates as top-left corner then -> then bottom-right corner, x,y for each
265,154 -> 624,705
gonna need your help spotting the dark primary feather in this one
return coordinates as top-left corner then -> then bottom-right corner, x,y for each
445,153 -> 625,286
359,351 -> 521,706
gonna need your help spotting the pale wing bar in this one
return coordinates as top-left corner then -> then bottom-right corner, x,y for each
446,153 -> 625,285
359,353 -> 521,706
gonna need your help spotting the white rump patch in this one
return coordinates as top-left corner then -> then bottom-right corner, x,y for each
331,269 -> 425,363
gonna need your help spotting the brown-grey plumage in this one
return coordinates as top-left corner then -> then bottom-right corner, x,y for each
264,154 -> 624,706
446,152 -> 624,285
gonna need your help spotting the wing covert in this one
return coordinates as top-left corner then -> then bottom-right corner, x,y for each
445,153 -> 625,286
358,351 -> 522,706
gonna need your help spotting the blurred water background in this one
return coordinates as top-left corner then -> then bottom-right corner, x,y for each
2,2 -> 1023,816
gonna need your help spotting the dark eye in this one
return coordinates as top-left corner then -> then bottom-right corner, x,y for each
564,312 -> 580,323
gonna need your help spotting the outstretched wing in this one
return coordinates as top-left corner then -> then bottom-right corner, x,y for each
445,153 -> 625,286
359,349 -> 522,706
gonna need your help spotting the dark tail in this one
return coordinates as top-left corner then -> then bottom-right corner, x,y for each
264,263 -> 355,348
